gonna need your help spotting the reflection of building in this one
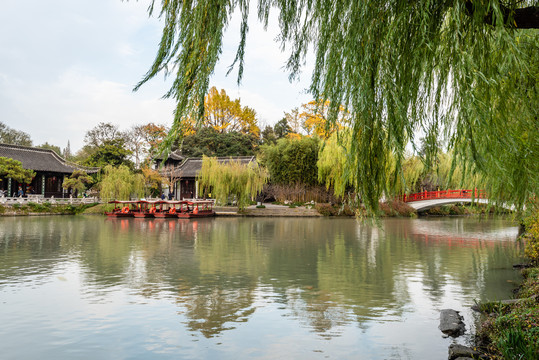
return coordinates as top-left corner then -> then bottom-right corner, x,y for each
0,143 -> 99,198
159,155 -> 256,200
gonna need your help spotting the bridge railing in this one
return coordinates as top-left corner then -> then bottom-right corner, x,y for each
398,189 -> 487,203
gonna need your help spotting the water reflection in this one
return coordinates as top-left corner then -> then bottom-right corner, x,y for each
0,216 -> 522,358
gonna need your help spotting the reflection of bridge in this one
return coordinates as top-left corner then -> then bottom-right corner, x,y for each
399,190 -> 488,211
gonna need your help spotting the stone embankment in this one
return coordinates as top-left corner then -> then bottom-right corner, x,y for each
215,204 -> 322,217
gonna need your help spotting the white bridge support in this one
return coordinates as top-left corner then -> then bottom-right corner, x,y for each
408,198 -> 489,212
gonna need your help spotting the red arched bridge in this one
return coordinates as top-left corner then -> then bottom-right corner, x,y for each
398,189 -> 488,211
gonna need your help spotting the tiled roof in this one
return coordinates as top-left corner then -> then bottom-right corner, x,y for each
172,156 -> 256,178
0,143 -> 100,174
154,149 -> 185,161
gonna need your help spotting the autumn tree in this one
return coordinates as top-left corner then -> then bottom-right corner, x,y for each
141,166 -> 163,197
299,100 -> 349,139
141,123 -> 169,159
136,0 -> 539,214
203,87 -> 260,137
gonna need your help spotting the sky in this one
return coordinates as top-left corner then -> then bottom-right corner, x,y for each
0,1 -> 313,153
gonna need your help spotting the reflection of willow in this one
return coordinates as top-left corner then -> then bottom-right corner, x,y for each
179,286 -> 256,338
316,226 -> 403,324
0,216 -> 87,281
172,218 -> 264,337
265,218 -> 402,331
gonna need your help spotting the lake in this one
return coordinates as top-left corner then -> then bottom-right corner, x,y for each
0,216 -> 523,359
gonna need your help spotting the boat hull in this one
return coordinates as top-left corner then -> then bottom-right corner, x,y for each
153,213 -> 178,218
177,211 -> 215,218
133,212 -> 154,218
105,212 -> 133,218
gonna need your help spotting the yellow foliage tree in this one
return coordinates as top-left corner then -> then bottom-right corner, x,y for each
203,87 -> 260,137
299,100 -> 349,139
141,166 -> 163,198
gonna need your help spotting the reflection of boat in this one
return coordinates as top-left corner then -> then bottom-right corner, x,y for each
105,201 -> 137,217
177,200 -> 215,218
105,200 -> 215,219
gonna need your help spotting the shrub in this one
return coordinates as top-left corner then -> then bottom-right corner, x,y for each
339,204 -> 356,216
522,211 -> 539,264
378,200 -> 416,217
315,203 -> 337,216
27,202 -> 52,213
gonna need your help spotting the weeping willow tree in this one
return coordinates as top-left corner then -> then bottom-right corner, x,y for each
137,0 -> 539,213
319,132 -> 482,198
100,165 -> 145,201
197,156 -> 268,210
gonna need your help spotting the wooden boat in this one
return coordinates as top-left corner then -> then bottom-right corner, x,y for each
132,200 -> 158,218
105,200 -> 136,217
153,200 -> 183,218
105,199 -> 215,219
177,200 -> 215,218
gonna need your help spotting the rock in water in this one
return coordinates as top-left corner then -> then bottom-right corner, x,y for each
448,344 -> 481,359
439,309 -> 465,337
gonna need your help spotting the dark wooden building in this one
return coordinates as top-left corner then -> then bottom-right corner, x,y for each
168,156 -> 256,200
0,143 -> 99,198
154,149 -> 186,170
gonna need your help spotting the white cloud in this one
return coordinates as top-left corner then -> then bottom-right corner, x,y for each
1,67 -> 174,152
0,0 -> 316,152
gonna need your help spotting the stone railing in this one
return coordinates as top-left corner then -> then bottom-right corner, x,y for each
0,196 -> 99,206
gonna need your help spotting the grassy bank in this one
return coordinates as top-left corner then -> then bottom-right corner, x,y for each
0,202 -> 100,215
419,203 -> 511,216
315,200 -> 416,217
475,209 -> 539,359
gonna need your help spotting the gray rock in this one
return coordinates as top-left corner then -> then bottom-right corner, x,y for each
440,309 -> 465,337
448,344 -> 481,360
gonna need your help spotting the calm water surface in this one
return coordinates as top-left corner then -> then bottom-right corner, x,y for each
0,216 -> 522,359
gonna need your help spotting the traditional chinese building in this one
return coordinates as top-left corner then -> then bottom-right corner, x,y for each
0,143 -> 99,198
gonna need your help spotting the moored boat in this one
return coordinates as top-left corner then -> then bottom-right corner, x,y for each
153,200 -> 183,218
177,200 -> 215,218
105,201 -> 136,217
105,200 -> 215,219
133,200 -> 158,218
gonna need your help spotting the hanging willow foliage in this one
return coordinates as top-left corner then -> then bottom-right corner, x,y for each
138,0 -> 539,213
197,156 -> 268,210
319,132 -> 483,198
100,165 -> 145,201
